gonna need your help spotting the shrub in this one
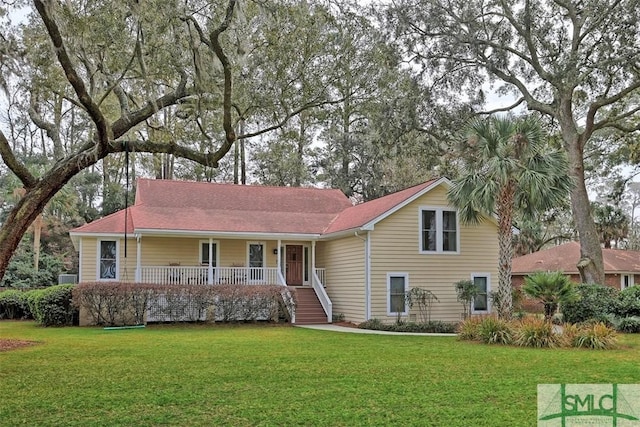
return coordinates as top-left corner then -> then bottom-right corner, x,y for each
0,247 -> 64,288
405,288 -> 438,323
614,286 -> 640,318
522,271 -> 578,320
572,322 -> 617,349
358,318 -> 384,330
614,316 -> 640,333
357,319 -> 457,333
514,317 -> 561,348
332,312 -> 345,323
0,289 -> 30,319
457,316 -> 483,341
152,284 -> 215,322
562,284 -> 618,324
73,283 -> 294,325
213,285 -> 288,322
27,284 -> 76,326
73,282 -> 157,326
476,316 -> 513,345
454,279 -> 478,319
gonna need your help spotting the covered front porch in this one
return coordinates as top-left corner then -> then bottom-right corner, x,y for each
123,235 -> 331,322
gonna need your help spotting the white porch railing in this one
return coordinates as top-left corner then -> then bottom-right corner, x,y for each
312,269 -> 332,323
138,266 -> 281,285
314,268 -> 326,286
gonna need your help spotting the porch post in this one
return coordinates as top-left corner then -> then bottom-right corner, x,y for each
311,240 -> 316,281
277,239 -> 282,277
208,238 -> 214,285
135,235 -> 141,282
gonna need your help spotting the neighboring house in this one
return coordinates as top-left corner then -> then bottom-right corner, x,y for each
512,241 -> 640,292
70,177 -> 499,324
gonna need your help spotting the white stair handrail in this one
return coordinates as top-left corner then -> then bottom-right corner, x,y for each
312,271 -> 332,323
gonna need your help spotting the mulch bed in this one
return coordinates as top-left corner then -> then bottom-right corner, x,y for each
0,339 -> 40,352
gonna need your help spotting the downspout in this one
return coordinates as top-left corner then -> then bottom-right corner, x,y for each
135,234 -> 141,282
78,238 -> 83,283
355,231 -> 371,320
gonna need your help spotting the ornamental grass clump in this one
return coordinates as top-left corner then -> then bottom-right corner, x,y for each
476,316 -> 513,345
573,322 -> 618,350
457,316 -> 483,341
514,316 -> 561,348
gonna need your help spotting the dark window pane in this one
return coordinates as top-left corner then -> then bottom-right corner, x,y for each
473,276 -> 488,311
201,243 -> 217,266
474,294 -> 488,311
249,244 -> 264,280
422,210 -> 437,251
389,276 -> 406,313
442,211 -> 457,251
443,231 -> 457,251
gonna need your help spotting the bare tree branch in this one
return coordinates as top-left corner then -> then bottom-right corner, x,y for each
34,0 -> 111,150
0,130 -> 36,188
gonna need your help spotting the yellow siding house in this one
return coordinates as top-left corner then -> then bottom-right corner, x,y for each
70,177 -> 499,324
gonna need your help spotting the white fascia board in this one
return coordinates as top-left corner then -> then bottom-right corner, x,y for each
69,232 -> 130,239
361,177 -> 452,230
318,227 -> 370,240
134,228 -> 321,241
69,232 -> 140,250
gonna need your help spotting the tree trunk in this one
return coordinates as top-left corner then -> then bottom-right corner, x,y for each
563,133 -> 604,284
32,214 -> 43,271
495,182 -> 515,319
0,155 -> 94,280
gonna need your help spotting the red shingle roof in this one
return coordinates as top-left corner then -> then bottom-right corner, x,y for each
71,178 -> 444,237
324,180 -> 438,234
512,241 -> 640,274
72,208 -> 134,234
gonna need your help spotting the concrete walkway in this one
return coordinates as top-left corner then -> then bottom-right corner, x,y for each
295,324 -> 457,337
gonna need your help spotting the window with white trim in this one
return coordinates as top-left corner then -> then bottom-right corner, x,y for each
387,273 -> 408,316
248,242 -> 265,281
471,274 -> 490,313
98,240 -> 118,280
419,207 -> 459,253
199,241 -> 218,266
621,274 -> 635,290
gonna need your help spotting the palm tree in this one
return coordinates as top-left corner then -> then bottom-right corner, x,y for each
448,115 -> 572,319
592,202 -> 629,249
522,271 -> 578,320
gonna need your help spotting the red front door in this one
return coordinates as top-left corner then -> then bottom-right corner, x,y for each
286,245 -> 303,286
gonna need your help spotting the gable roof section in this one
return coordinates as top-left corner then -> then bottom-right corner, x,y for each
71,177 -> 452,238
323,178 -> 441,234
512,241 -> 640,275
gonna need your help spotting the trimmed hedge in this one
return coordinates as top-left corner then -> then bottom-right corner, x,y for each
26,284 -> 77,326
73,282 -> 296,326
0,289 -> 30,319
358,319 -> 457,333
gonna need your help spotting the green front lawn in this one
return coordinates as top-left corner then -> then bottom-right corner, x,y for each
1,321 -> 639,426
